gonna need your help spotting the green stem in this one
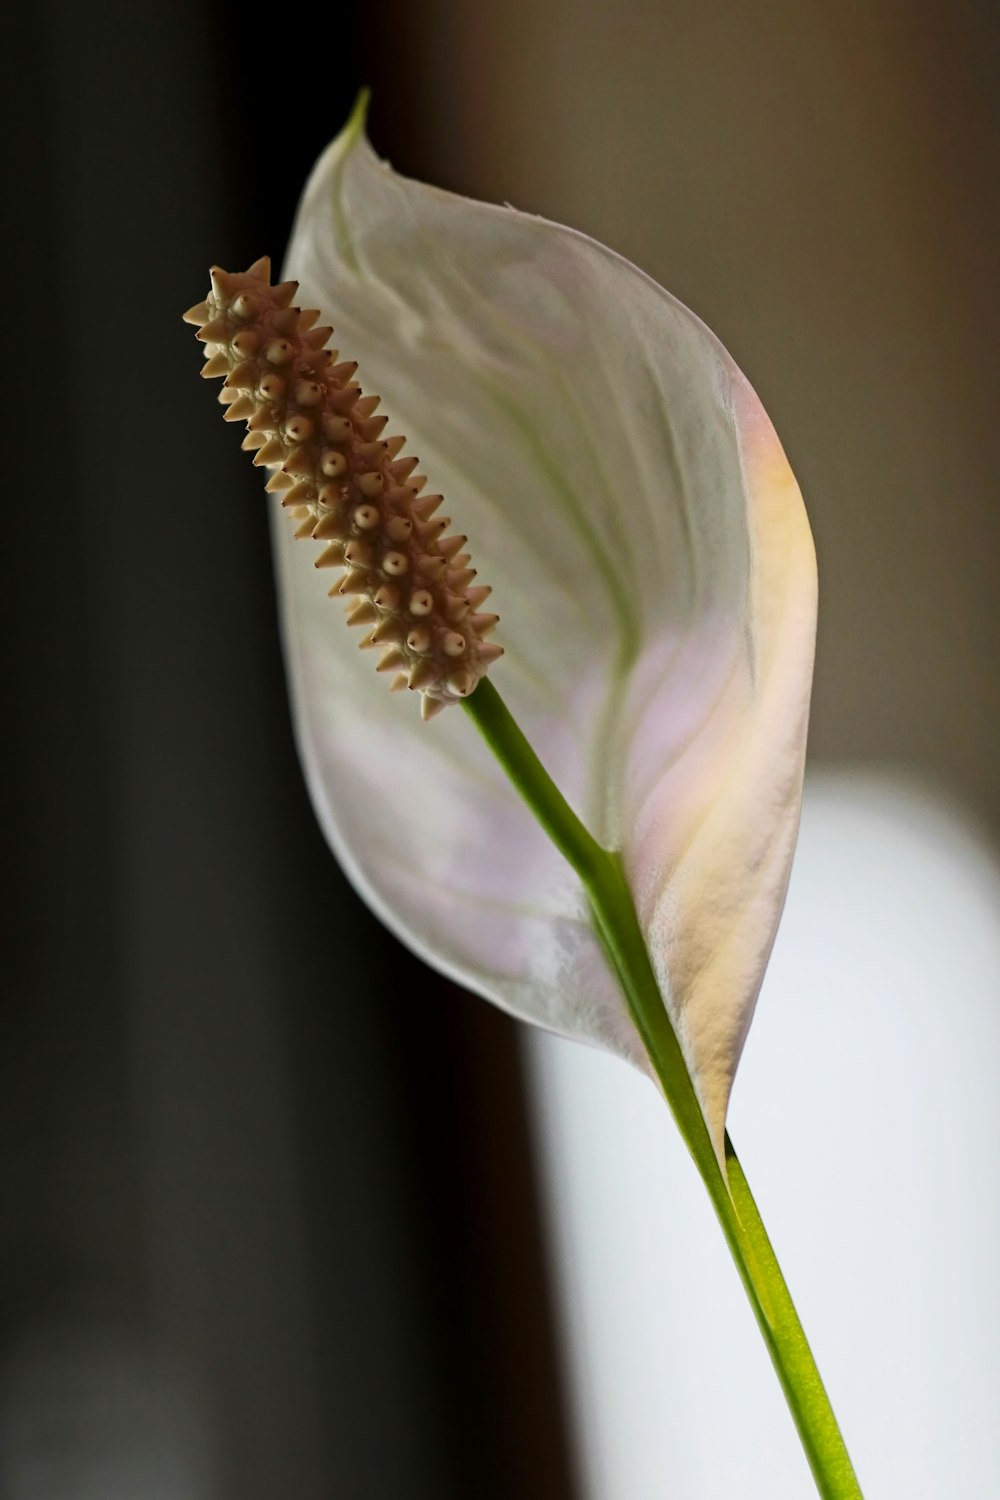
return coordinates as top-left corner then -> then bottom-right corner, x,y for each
463,677 -> 862,1500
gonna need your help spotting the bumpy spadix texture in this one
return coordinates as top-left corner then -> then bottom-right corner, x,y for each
184,260 -> 501,716
277,108 -> 817,1154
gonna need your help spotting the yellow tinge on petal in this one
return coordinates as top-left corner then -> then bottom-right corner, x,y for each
184,257 -> 502,717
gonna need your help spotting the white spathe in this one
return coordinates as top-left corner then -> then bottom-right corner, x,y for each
276,108 -> 817,1153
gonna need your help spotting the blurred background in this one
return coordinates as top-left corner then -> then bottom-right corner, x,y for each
2,1 -> 997,1496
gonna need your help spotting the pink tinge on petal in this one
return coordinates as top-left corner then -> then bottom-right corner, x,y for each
624,367 -> 816,1157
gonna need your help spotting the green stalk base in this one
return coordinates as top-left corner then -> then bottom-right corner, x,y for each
463,677 -> 862,1500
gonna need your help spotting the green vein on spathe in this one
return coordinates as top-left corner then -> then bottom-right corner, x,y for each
326,114 -> 642,699
328,89 -> 371,275
302,215 -> 597,662
483,381 -> 641,662
583,642 -> 635,849
641,350 -> 700,610
552,359 -> 645,620
382,848 -> 592,928
352,144 -> 643,649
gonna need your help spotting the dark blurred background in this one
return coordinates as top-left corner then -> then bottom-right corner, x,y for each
1,1 -> 996,1496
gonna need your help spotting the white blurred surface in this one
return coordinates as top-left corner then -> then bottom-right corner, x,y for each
527,771 -> 1000,1498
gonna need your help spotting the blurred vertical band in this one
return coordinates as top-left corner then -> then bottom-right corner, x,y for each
0,2 -> 577,1497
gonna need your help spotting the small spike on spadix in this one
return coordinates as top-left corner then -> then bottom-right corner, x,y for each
438,534 -> 468,561
413,493 -> 443,520
371,618 -> 403,646
195,316 -> 229,343
283,447 -> 315,476
281,480 -> 313,507
312,511 -> 347,540
222,396 -> 254,422
270,278 -> 298,308
377,648 -> 407,673
316,542 -> 346,568
209,266 -> 236,298
252,438 -> 284,466
185,260 -> 501,717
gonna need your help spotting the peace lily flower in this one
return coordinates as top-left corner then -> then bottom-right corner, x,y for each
274,108 -> 816,1163
184,98 -> 862,1499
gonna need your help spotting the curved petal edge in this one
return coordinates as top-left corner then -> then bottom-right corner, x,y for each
274,107 -> 817,1158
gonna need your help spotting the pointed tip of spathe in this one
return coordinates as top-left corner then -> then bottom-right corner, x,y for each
344,86 -> 372,143
322,88 -> 373,183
